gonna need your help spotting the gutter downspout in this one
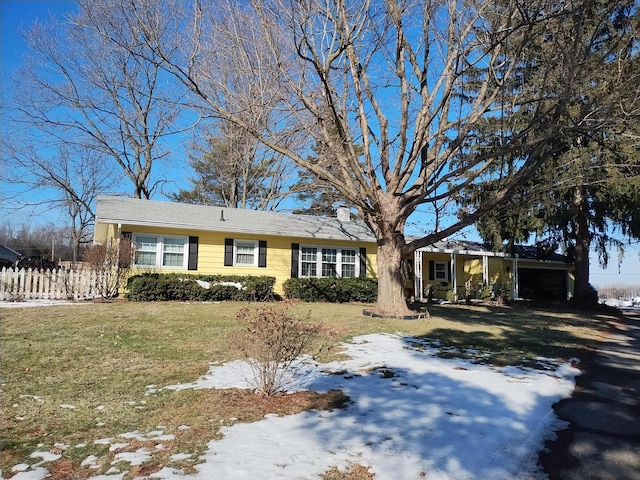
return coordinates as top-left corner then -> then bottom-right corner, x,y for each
511,256 -> 516,300
115,223 -> 122,293
414,249 -> 423,301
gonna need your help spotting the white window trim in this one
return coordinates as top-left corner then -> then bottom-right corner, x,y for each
434,261 -> 449,281
133,233 -> 188,269
299,245 -> 360,278
233,239 -> 259,267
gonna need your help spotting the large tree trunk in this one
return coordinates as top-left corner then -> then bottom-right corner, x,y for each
572,232 -> 593,303
571,185 -> 596,304
373,233 -> 414,318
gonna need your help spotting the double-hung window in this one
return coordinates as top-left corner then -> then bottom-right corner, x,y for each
301,247 -> 318,276
234,240 -> 258,266
321,248 -> 337,276
300,245 -> 359,278
133,234 -> 187,269
340,249 -> 357,278
434,261 -> 448,281
224,238 -> 267,268
163,237 -> 185,267
134,235 -> 158,267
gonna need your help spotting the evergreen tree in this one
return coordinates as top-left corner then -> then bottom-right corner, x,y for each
170,123 -> 296,211
462,0 -> 640,303
292,140 -> 363,217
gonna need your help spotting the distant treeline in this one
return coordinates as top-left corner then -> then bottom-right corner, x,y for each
597,285 -> 640,299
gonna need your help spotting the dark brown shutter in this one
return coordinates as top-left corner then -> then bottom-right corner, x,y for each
429,260 -> 435,280
188,236 -> 198,270
291,243 -> 299,278
120,231 -> 133,268
224,238 -> 233,266
258,240 -> 267,268
359,247 -> 367,278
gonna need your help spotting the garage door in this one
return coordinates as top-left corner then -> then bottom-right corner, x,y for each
518,268 -> 567,300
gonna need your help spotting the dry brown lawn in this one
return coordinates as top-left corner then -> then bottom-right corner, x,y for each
0,299 -> 619,478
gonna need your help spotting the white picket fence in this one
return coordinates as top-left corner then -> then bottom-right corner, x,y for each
0,267 -> 104,301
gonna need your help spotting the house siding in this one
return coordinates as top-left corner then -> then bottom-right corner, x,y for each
488,258 -> 511,286
463,258 -> 483,286
109,223 -> 377,294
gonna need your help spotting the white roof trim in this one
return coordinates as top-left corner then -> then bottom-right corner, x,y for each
416,246 -> 511,258
416,246 -> 571,267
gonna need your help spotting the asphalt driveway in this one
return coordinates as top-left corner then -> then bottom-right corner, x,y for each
540,307 -> 640,479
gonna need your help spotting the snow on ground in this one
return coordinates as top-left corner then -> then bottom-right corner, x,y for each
0,299 -> 83,308
4,333 -> 580,480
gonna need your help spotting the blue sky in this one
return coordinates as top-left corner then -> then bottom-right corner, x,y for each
1,1 -> 75,70
1,0 -> 639,288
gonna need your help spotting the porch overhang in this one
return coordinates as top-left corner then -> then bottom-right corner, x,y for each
413,245 -> 572,302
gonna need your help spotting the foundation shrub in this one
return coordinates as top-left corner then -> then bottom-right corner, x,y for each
198,275 -> 276,301
125,274 -> 275,302
283,277 -> 377,303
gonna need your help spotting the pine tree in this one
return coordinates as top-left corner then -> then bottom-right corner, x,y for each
462,0 -> 640,303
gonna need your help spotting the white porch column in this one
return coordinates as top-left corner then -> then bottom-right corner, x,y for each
414,249 -> 423,301
451,252 -> 457,301
482,255 -> 488,285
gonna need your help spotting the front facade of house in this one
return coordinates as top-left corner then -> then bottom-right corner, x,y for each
93,196 -> 378,294
94,197 -> 574,301
414,241 -> 574,301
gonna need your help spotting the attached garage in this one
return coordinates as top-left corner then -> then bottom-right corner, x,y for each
517,267 -> 568,301
414,240 -> 574,302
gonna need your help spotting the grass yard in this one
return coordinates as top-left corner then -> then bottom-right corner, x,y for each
0,300 -> 620,479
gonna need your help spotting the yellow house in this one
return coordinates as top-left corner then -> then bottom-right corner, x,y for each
93,196 -> 378,294
94,197 -> 574,301
413,240 -> 574,302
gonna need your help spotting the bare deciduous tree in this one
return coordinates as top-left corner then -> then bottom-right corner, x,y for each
122,0 -> 640,316
9,0 -> 189,200
1,142 -> 118,263
83,236 -> 134,299
170,1 -> 304,210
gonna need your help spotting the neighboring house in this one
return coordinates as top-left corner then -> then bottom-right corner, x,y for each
93,196 -> 378,294
413,240 -> 574,301
0,245 -> 22,266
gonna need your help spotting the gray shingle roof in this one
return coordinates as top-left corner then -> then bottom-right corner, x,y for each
0,245 -> 22,262
419,239 -> 570,263
95,196 -> 376,243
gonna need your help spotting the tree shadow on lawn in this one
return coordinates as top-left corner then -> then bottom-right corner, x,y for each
417,303 -> 620,365
287,336 -> 569,479
425,302 -> 620,330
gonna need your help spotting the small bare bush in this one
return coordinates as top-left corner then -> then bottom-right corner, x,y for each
231,303 -> 324,397
83,238 -> 133,298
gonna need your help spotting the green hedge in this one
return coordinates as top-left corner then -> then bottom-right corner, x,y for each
125,273 -> 276,302
282,277 -> 377,303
